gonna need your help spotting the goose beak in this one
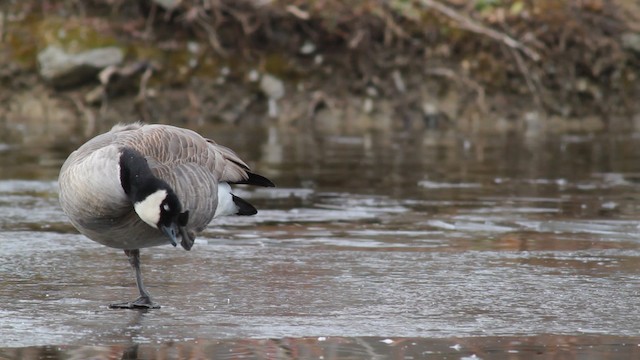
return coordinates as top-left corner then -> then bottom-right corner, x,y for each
160,223 -> 179,247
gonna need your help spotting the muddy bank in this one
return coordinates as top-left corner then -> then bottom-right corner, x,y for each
2,0 -> 640,146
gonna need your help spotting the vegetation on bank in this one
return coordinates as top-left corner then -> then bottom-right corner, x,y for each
2,0 -> 640,137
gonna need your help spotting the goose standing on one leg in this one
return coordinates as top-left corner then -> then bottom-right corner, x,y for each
58,123 -> 274,309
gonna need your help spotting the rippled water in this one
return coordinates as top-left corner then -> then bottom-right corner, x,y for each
2,127 -> 640,358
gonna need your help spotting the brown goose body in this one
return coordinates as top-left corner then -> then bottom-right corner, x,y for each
58,123 -> 273,308
59,123 -> 270,249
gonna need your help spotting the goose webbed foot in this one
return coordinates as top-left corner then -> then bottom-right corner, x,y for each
114,249 -> 160,309
109,296 -> 160,309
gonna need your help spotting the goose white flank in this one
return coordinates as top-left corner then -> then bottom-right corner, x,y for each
58,123 -> 274,309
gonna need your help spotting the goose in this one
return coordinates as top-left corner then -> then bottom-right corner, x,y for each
58,123 -> 274,309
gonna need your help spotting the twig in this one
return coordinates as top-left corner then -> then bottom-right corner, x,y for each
196,16 -> 227,56
69,95 -> 96,138
286,5 -> 310,20
508,46 -> 542,109
425,67 -> 487,113
227,8 -> 261,35
144,2 -> 157,40
418,0 -> 541,62
136,65 -> 154,104
0,8 -> 5,42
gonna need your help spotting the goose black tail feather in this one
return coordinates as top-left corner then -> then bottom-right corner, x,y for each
235,172 -> 275,187
232,195 -> 258,216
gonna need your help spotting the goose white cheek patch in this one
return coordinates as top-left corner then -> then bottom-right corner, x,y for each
134,190 -> 167,228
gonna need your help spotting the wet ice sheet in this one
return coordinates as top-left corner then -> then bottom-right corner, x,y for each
2,179 -> 640,348
2,230 -> 640,348
3,132 -> 640,355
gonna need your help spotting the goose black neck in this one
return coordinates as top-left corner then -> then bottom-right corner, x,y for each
119,147 -> 165,202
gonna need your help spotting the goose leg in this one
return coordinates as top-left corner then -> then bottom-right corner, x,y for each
109,249 -> 160,309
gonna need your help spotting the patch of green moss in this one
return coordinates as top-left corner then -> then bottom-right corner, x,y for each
4,14 -> 41,67
37,16 -> 118,51
5,14 -> 120,67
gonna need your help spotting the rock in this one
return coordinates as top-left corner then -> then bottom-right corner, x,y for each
247,69 -> 260,82
260,73 -> 285,118
37,45 -> 124,88
299,40 -> 316,55
151,0 -> 181,9
621,32 -> 640,54
259,73 -> 285,100
391,70 -> 406,93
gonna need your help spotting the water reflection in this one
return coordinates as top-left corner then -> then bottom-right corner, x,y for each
2,335 -> 640,359
2,126 -> 640,355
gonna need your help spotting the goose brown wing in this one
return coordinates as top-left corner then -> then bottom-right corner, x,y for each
203,138 -> 251,183
109,124 -> 263,231
113,124 -> 252,183
149,161 -> 218,232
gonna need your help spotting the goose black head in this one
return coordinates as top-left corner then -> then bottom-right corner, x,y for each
120,147 -> 189,246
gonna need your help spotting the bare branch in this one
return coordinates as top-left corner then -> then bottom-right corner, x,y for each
508,46 -> 542,109
425,67 -> 487,114
419,0 -> 541,62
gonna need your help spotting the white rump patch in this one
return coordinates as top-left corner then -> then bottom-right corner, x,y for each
214,182 -> 238,218
134,189 -> 167,228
